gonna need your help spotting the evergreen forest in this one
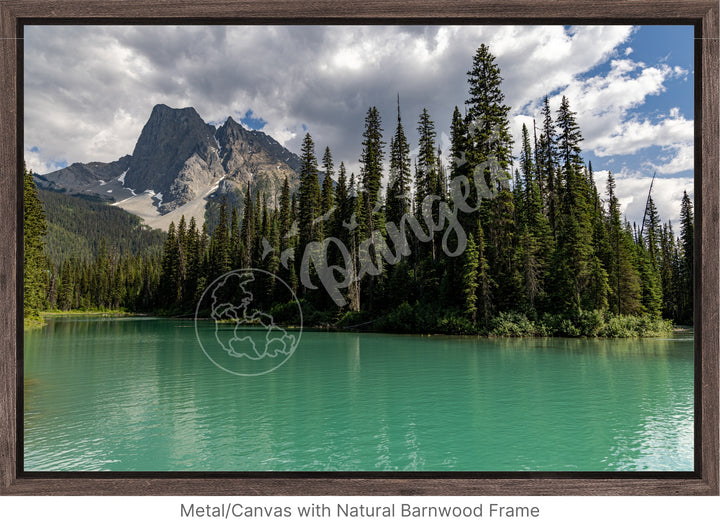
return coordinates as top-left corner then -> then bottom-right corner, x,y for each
24,44 -> 694,337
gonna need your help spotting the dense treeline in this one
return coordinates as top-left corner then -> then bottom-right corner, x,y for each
28,44 -> 694,336
38,189 -> 166,264
23,185 -> 166,316
24,165 -> 47,320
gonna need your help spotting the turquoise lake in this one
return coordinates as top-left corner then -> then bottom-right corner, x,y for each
23,317 -> 694,472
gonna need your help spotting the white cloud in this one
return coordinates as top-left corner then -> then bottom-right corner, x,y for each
593,170 -> 693,226
23,148 -> 63,175
593,116 -> 693,157
548,58 -> 690,156
23,25 -> 637,178
24,24 -> 691,194
509,53 -> 692,180
647,143 -> 694,175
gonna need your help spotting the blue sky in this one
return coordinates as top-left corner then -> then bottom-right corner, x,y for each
574,26 -> 693,180
24,25 -> 694,225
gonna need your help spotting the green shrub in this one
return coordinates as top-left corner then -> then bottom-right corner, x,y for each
335,310 -> 373,329
437,312 -> 478,335
488,311 -> 537,337
575,309 -> 606,337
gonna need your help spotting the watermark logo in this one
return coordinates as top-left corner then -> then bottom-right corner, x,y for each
194,268 -> 303,376
293,119 -> 511,307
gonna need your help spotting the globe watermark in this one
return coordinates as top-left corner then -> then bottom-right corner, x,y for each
194,268 -> 303,376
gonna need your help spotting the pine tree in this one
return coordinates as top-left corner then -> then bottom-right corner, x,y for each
475,220 -> 492,329
586,164 -> 610,311
159,221 -> 180,308
359,106 -> 386,238
176,215 -> 188,304
659,221 -> 680,320
415,108 -> 440,263
358,107 -> 386,309
240,184 -> 255,269
184,216 -> 202,306
519,123 -> 535,209
519,143 -> 552,312
643,194 -> 662,266
547,96 -> 609,313
462,233 -> 479,323
449,105 -> 468,182
604,171 -> 642,314
296,132 -> 322,292
210,197 -> 231,278
635,240 -> 663,317
465,43 -> 513,185
386,97 -> 411,226
23,164 -> 48,317
298,132 -> 322,241
321,146 -> 335,218
333,162 -> 350,239
537,96 -> 557,234
464,45 -> 514,313
555,95 -> 584,177
279,177 -> 292,239
230,206 -> 241,269
486,189 -> 523,311
679,190 -> 694,322
415,108 -> 438,215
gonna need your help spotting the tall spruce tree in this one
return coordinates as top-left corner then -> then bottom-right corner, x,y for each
643,194 -> 662,266
296,132 -> 322,292
359,106 -> 386,237
386,97 -> 412,226
550,96 -> 599,312
464,44 -> 513,187
23,164 -> 48,317
519,123 -> 535,208
605,172 -> 642,314
415,108 -> 440,264
321,146 -> 335,217
210,197 -> 231,278
358,107 -> 386,309
555,95 -> 584,176
679,190 -> 694,322
415,108 -> 439,215
537,96 -> 557,235
159,221 -> 180,308
462,233 -> 479,322
240,184 -> 255,269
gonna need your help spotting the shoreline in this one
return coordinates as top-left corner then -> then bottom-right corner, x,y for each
33,311 -> 694,340
27,310 -> 692,339
41,310 -> 143,317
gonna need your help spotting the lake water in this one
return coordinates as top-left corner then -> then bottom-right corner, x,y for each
23,317 -> 694,472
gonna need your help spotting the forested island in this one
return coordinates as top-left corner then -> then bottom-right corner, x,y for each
24,44 -> 693,337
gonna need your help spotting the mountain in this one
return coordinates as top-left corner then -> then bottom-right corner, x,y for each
123,104 -> 223,213
35,104 -> 307,230
35,154 -> 132,199
38,189 -> 166,265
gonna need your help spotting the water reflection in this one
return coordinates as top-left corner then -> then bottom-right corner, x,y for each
24,319 -> 694,471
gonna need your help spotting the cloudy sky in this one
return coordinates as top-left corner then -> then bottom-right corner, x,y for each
24,25 -> 693,225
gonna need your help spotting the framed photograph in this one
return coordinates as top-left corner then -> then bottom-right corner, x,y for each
1,0 -> 717,496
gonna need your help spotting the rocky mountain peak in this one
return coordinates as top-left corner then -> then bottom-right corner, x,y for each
122,104 -> 222,212
35,104 -> 310,228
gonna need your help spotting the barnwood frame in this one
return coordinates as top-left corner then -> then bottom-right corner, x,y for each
0,0 -> 717,495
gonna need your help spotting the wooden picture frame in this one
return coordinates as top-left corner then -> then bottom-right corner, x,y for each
1,0 -> 717,496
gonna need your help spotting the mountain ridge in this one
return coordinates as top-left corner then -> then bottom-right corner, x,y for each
35,104 -> 306,229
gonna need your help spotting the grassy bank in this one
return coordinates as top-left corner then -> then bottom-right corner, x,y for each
29,303 -> 680,339
24,309 -> 143,330
41,309 -> 141,317
23,316 -> 47,330
303,302 -> 677,338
